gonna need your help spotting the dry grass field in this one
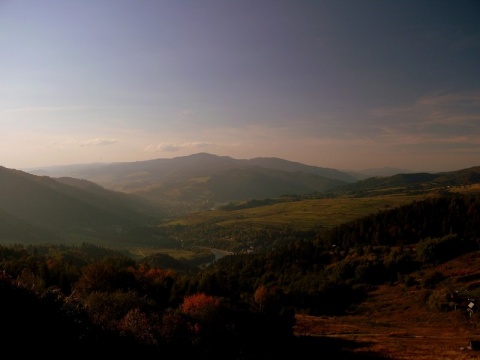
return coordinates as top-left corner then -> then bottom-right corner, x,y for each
164,193 -> 429,231
292,252 -> 480,359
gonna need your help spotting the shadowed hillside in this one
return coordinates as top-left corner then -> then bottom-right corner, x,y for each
0,167 -> 163,245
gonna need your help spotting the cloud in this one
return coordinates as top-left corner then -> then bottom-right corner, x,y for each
79,138 -> 119,146
144,141 -> 216,152
370,91 -> 480,135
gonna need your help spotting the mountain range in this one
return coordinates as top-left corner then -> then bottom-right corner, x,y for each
1,152 -> 477,246
1,154 -> 479,360
25,153 -> 358,213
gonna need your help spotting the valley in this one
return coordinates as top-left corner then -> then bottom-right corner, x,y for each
1,155 -> 480,358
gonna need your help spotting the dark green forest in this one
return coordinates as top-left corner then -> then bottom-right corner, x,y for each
1,194 -> 480,358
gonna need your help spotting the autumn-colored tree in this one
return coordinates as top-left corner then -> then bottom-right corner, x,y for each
179,292 -> 238,354
16,268 -> 45,294
253,285 -> 284,314
180,292 -> 221,322
253,285 -> 268,311
82,290 -> 154,331
132,264 -> 177,307
72,258 -> 136,298
118,308 -> 158,345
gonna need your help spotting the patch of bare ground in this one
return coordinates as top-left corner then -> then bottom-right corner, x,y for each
293,252 -> 480,359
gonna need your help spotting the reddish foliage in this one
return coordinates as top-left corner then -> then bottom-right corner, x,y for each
180,293 -> 221,321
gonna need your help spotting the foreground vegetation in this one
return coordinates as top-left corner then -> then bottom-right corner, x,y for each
1,190 -> 480,358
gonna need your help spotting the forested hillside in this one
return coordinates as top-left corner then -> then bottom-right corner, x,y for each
0,166 -> 164,245
325,166 -> 480,197
1,192 -> 480,358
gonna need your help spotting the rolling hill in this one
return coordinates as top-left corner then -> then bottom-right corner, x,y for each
323,166 -> 480,197
1,157 -> 479,359
6,155 -> 479,249
0,166 -> 164,245
24,153 -> 356,213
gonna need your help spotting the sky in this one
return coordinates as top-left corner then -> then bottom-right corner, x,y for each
1,0 -> 479,173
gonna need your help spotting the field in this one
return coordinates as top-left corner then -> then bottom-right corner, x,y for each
163,193 -> 431,231
167,183 -> 480,230
127,247 -> 198,259
130,185 -> 480,261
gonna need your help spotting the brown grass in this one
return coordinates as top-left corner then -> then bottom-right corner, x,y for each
293,252 -> 480,359
163,193 -> 429,231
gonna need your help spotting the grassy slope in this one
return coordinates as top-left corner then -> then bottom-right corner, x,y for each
294,251 -> 480,359
163,193 -> 437,231
125,194 -> 431,269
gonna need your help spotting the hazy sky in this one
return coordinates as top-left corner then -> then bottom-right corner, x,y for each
1,0 -> 479,172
